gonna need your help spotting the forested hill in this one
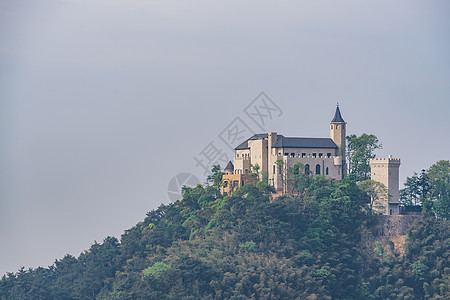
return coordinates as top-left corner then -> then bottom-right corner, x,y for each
1,172 -> 449,299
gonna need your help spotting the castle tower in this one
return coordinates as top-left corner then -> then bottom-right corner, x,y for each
224,161 -> 234,175
370,157 -> 401,215
330,104 -> 346,174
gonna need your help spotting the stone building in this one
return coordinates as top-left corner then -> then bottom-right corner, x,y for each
221,161 -> 256,195
220,104 -> 402,215
221,105 -> 347,194
370,157 -> 401,215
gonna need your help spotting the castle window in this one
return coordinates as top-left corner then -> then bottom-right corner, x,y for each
331,125 -> 333,129
237,154 -> 239,157
319,153 -> 323,158
241,180 -> 244,186
291,153 -> 295,157
302,153 -> 306,158
284,153 -> 288,156
233,180 -> 239,187
312,153 -> 317,158
327,153 -> 331,158
305,164 -> 310,175
245,169 -> 248,174
336,125 -> 339,129
224,181 -> 228,188
273,165 -> 276,174
315,164 -> 321,175
326,167 -> 329,175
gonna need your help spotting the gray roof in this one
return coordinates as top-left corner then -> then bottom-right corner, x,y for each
235,134 -> 338,150
273,136 -> 338,149
331,105 -> 345,123
235,133 -> 270,150
224,161 -> 234,171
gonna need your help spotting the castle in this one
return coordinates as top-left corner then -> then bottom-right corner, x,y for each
221,105 -> 401,215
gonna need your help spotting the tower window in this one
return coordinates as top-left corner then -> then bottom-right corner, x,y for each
326,167 -> 329,175
336,125 -> 339,129
331,125 -> 333,129
316,164 -> 321,175
273,165 -> 276,174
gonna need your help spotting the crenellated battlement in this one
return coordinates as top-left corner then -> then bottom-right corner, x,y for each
370,158 -> 400,161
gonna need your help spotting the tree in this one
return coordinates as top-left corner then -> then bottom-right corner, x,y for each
288,162 -> 310,195
402,160 -> 449,218
427,160 -> 450,219
251,163 -> 261,180
358,180 -> 389,215
206,164 -> 223,189
346,133 -> 382,181
400,169 -> 430,206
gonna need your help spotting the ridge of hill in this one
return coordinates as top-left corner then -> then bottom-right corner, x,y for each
1,174 -> 448,299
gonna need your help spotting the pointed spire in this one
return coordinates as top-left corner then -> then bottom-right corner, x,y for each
331,104 -> 345,123
224,161 -> 234,171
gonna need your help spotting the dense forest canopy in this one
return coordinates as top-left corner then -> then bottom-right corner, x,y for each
1,159 -> 448,299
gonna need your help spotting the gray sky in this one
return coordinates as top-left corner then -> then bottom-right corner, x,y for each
1,0 -> 449,274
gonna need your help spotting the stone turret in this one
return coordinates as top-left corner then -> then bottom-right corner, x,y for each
330,104 -> 347,175
370,157 -> 401,215
224,161 -> 234,175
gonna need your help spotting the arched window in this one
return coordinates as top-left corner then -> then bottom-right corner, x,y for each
326,167 -> 329,175
305,164 -> 310,175
316,164 -> 321,175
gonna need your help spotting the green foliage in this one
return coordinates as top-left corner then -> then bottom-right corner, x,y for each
206,164 -> 223,189
400,169 -> 430,206
401,160 -> 449,219
427,160 -> 450,219
315,267 -> 331,280
346,133 -> 382,181
142,262 -> 171,279
358,180 -> 388,215
1,163 -> 449,299
411,261 -> 429,281
239,241 -> 258,252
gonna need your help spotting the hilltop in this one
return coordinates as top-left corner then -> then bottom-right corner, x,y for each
1,167 -> 448,299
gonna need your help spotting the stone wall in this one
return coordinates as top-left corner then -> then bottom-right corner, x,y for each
368,215 -> 420,255
371,215 -> 419,237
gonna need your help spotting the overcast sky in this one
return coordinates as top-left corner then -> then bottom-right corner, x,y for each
1,0 -> 449,274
